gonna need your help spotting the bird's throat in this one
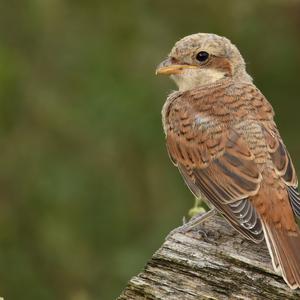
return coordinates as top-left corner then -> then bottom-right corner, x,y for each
171,68 -> 226,91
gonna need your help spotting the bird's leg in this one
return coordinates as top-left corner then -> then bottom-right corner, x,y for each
167,208 -> 217,240
183,208 -> 217,232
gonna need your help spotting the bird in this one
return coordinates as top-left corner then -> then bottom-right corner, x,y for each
156,33 -> 300,289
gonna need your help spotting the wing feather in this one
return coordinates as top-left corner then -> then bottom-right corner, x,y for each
263,125 -> 300,219
167,126 -> 264,242
287,186 -> 300,218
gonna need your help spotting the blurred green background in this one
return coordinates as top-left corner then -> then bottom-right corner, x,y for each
0,0 -> 300,299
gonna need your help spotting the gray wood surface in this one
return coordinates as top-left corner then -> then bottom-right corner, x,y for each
118,215 -> 300,299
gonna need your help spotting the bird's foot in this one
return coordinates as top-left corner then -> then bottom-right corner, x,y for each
166,209 -> 217,240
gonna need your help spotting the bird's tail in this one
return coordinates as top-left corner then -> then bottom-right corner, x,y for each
262,220 -> 300,289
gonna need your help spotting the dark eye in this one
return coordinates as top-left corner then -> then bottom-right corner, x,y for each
196,51 -> 209,62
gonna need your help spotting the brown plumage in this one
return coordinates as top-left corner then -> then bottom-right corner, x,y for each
156,33 -> 300,289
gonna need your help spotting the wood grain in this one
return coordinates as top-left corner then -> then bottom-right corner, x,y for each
118,216 -> 300,299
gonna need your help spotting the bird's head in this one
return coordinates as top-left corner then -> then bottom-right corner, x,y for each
156,33 -> 252,91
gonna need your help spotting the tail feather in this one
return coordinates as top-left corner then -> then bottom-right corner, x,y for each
262,223 -> 280,272
263,221 -> 300,289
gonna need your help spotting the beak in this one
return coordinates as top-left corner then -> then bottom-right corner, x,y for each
156,57 -> 197,75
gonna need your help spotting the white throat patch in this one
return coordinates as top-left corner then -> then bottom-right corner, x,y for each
171,68 -> 225,91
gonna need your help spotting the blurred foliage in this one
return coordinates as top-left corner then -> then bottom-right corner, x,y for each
0,0 -> 300,299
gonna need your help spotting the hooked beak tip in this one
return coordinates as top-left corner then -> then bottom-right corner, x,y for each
156,58 -> 198,75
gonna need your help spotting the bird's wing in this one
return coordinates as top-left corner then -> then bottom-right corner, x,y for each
263,124 -> 300,219
165,84 -> 264,242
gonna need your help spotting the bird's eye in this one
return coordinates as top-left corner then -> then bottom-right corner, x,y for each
196,51 -> 209,62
